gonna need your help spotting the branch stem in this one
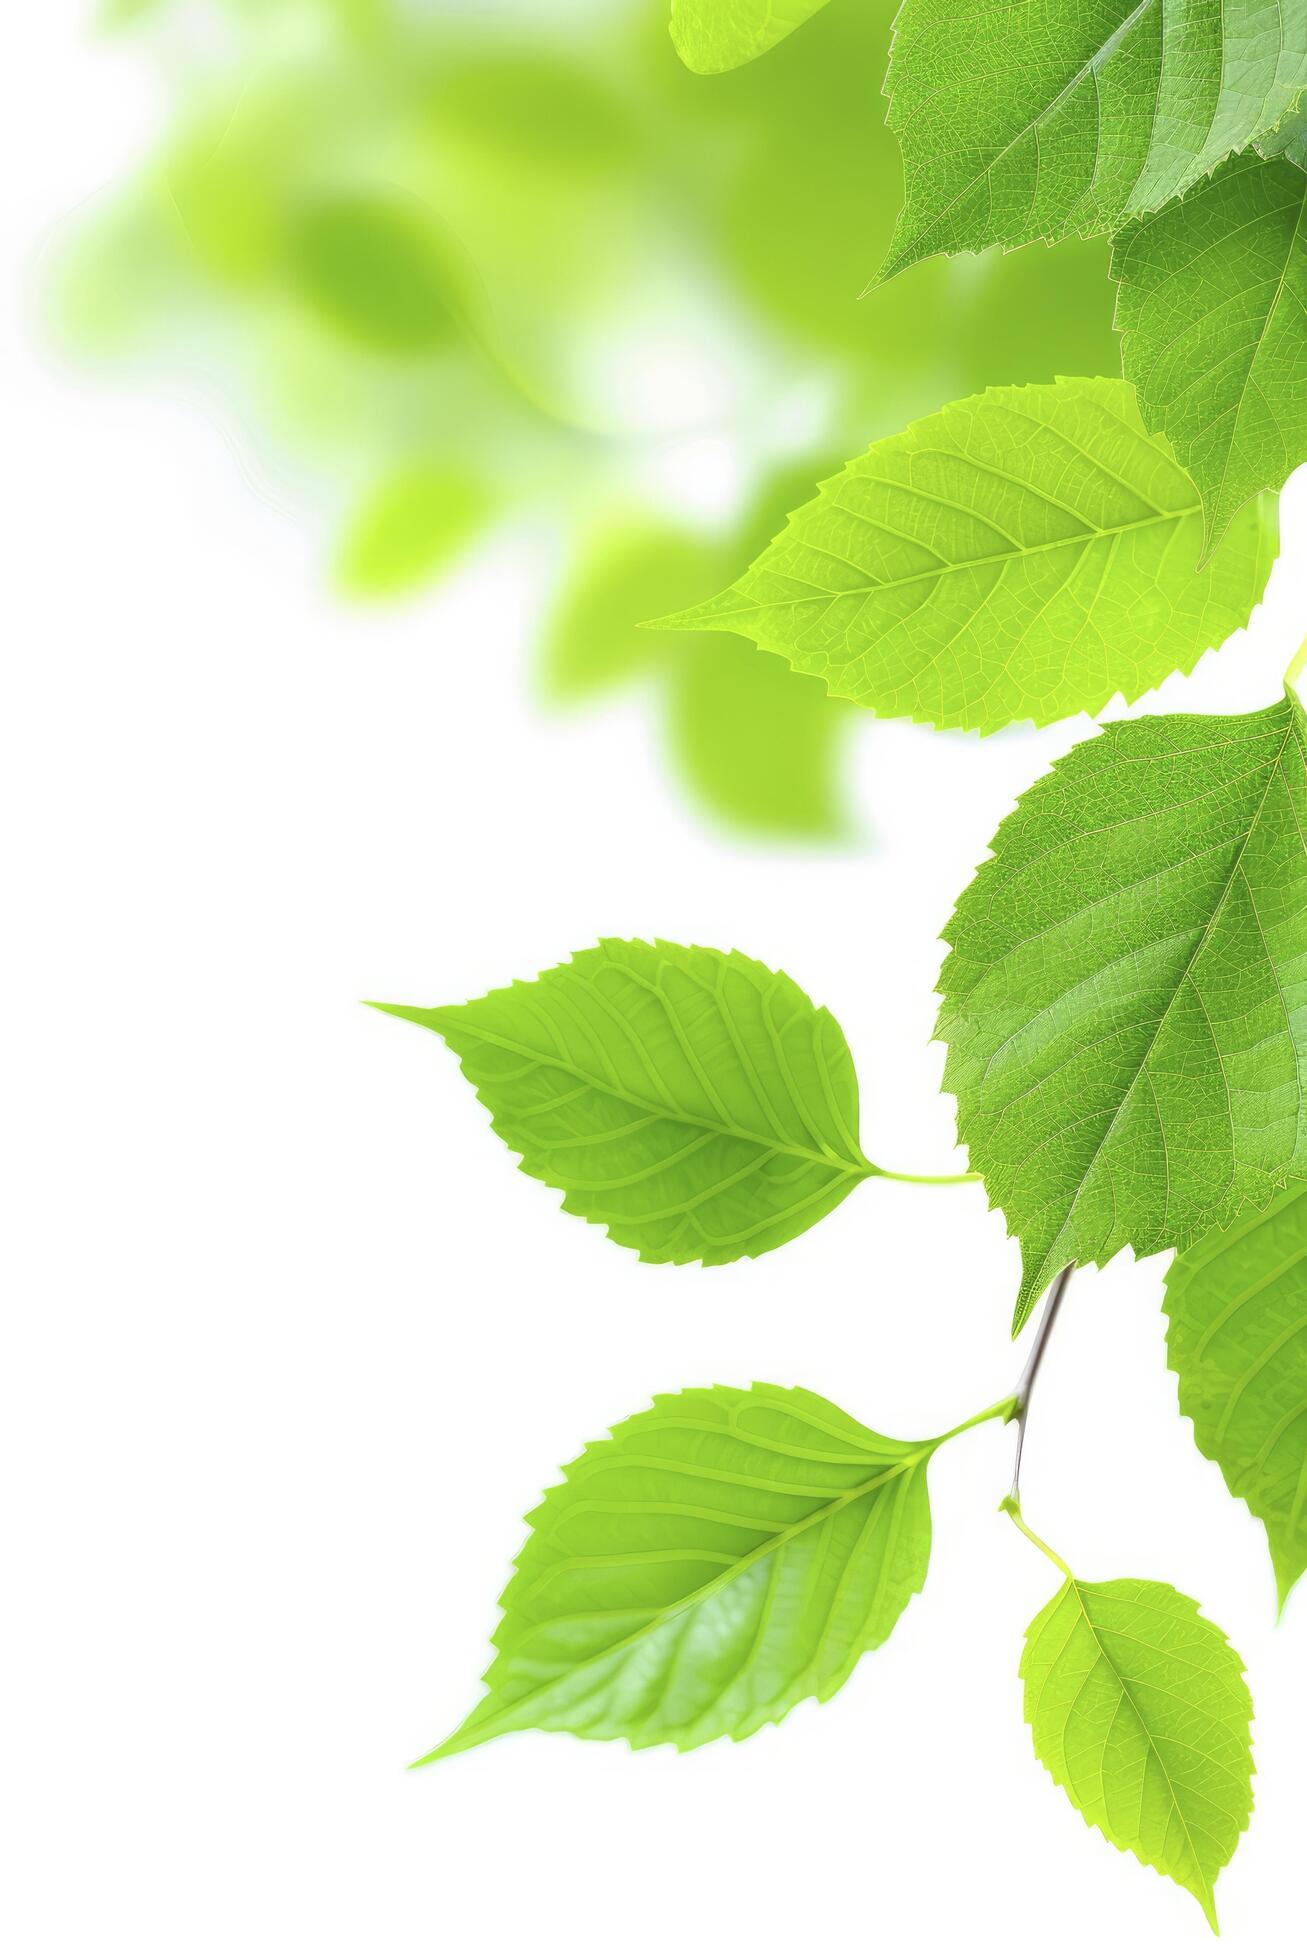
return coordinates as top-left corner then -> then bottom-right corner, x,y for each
1007,1262 -> 1074,1502
999,1495 -> 1072,1578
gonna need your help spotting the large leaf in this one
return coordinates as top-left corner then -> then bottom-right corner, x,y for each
419,1383 -> 936,1758
669,0 -> 832,73
882,0 -> 1307,276
372,939 -> 876,1264
654,379 -> 1278,734
1112,151 -> 1307,558
1166,1181 -> 1307,1610
938,696 -> 1307,1332
1021,1573 -> 1253,1930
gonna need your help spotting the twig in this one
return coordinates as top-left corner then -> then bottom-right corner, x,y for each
1008,1263 -> 1074,1501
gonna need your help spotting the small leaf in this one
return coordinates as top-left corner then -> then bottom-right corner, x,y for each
1112,150 -> 1307,557
938,695 -> 1307,1331
420,1383 -> 935,1758
654,378 -> 1278,734
669,0 -> 832,74
336,466 -> 492,597
373,939 -> 873,1264
285,194 -> 466,353
1166,1181 -> 1307,1612
882,0 -> 1307,275
1021,1574 -> 1253,1930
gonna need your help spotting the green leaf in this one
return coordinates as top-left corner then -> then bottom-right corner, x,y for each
335,466 -> 492,597
419,1382 -> 936,1758
1112,151 -> 1307,558
653,378 -> 1278,733
1165,1181 -> 1307,1611
1257,103 -> 1307,170
1021,1573 -> 1253,1930
882,0 -> 1307,276
285,194 -> 466,353
372,939 -> 875,1264
938,696 -> 1307,1332
669,0 -> 832,74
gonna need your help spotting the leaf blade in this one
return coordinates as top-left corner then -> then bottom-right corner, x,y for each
669,0 -> 832,73
1021,1575 -> 1254,1930
376,938 -> 872,1264
937,696 -> 1307,1330
1165,1180 -> 1307,1611
655,378 -> 1278,734
1112,149 -> 1307,557
422,1383 -> 934,1758
882,0 -> 1307,274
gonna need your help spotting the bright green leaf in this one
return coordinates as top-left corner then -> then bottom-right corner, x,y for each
882,0 -> 1307,276
1165,1181 -> 1307,1611
420,1382 -> 935,1758
669,0 -> 833,74
654,378 -> 1278,733
336,466 -> 492,597
938,696 -> 1307,1332
1112,151 -> 1307,558
1021,1574 -> 1253,1930
372,939 -> 875,1264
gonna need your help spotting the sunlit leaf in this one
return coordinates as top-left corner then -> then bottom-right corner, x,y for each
656,378 -> 1278,733
669,0 -> 833,74
371,938 -> 875,1265
421,1382 -> 935,1757
1021,1573 -> 1253,1930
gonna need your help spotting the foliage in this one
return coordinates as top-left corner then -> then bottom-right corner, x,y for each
422,1382 -> 938,1757
62,0 -> 1121,838
938,695 -> 1307,1331
371,938 -> 914,1265
1166,1181 -> 1307,1610
1019,1567 -> 1254,1931
1112,152 -> 1307,557
657,377 -> 1278,731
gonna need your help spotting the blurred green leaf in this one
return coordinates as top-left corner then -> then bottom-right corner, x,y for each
336,466 -> 494,597
286,195 -> 466,354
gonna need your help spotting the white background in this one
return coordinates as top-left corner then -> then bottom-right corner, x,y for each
5,8 -> 1307,1956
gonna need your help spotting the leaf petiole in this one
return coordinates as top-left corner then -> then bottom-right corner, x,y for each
1000,1494 -> 1073,1579
1286,635 -> 1307,695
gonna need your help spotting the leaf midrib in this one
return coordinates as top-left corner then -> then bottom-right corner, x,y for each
432,1447 -> 928,1756
438,1015 -> 871,1178
1063,1581 -> 1219,1922
703,499 -> 1201,621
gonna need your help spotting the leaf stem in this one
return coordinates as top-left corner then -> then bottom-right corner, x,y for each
1007,1263 -> 1074,1503
871,1165 -> 982,1185
932,1396 -> 1020,1448
999,1494 -> 1073,1578
1286,635 -> 1307,696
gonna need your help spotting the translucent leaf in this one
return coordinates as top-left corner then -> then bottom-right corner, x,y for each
1112,151 -> 1307,558
669,0 -> 833,74
1166,1181 -> 1307,1611
882,0 -> 1307,276
655,379 -> 1278,733
420,1383 -> 934,1757
372,939 -> 874,1264
938,696 -> 1307,1331
1021,1574 -> 1253,1930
